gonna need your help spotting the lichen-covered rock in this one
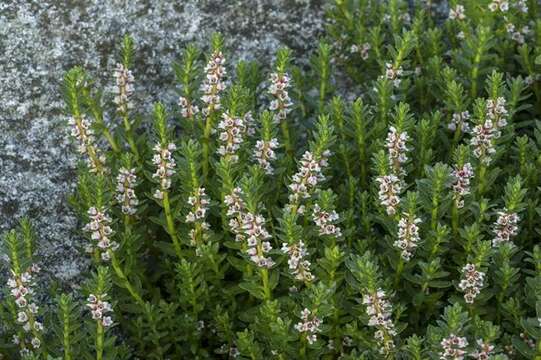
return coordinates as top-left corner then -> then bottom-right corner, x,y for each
0,0 -> 324,288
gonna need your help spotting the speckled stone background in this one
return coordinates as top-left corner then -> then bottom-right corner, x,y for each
0,0 -> 325,289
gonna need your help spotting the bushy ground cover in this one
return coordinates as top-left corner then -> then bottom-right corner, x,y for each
2,0 -> 541,359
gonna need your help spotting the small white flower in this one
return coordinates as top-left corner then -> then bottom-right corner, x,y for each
492,209 -> 519,247
376,175 -> 401,216
201,51 -> 226,116
113,63 -> 135,114
440,334 -> 468,359
268,72 -> 293,123
458,264 -> 485,304
449,5 -> 466,20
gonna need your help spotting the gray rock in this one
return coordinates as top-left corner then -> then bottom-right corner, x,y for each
0,0 -> 324,289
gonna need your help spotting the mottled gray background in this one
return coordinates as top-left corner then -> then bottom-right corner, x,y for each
0,0 -> 324,289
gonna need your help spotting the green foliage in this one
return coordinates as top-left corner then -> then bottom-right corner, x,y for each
2,1 -> 541,359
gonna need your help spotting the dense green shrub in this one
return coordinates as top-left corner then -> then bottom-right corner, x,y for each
2,0 -> 541,359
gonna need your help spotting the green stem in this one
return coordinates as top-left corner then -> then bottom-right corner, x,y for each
96,322 -> 104,360
261,268 -> 271,301
163,192 -> 182,258
110,252 -> 144,306
123,114 -> 141,163
202,114 -> 214,181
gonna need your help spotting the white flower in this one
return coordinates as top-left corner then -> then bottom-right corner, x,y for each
113,63 -> 134,114
458,264 -> 485,304
83,207 -> 117,261
385,126 -> 409,174
288,150 -> 331,204
470,98 -> 507,165
31,337 -> 41,349
449,5 -> 466,20
363,289 -> 396,354
201,51 -> 226,116
186,187 -> 211,246
116,167 -> 139,215
489,0 -> 509,12
448,111 -> 471,133
216,112 -> 246,162
254,138 -> 279,174
17,311 -> 28,323
385,63 -> 404,87
268,72 -> 293,123
440,334 -> 468,359
178,96 -> 199,119
152,142 -> 177,198
471,339 -> 495,359
68,115 -> 106,173
394,214 -> 421,261
492,209 -> 519,247
282,241 -> 314,282
294,308 -> 322,344
87,293 -> 113,327
451,163 -> 474,208
312,204 -> 342,238
376,174 -> 401,216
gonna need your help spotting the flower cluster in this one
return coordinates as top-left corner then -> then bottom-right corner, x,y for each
312,204 -> 342,238
451,163 -> 474,208
268,72 -> 293,123
178,96 -> 199,119
492,209 -> 519,247
376,174 -> 402,216
470,121 -> 500,164
470,98 -> 508,165
448,111 -> 471,133
385,62 -> 404,87
186,187 -> 211,245
363,289 -> 396,354
470,97 -> 507,165
242,213 -> 274,268
83,207 -> 118,261
471,339 -> 495,359
515,0 -> 528,13
7,264 -> 43,353
86,293 -> 113,327
458,264 -> 485,304
152,143 -> 177,200
224,187 -> 247,242
217,112 -> 246,162
449,5 -> 466,20
115,167 -> 138,215
68,115 -> 106,173
488,0 -> 509,12
253,138 -> 279,174
486,97 -> 508,126
224,188 -> 274,268
282,241 -> 314,282
350,42 -> 371,60
385,126 -> 409,174
394,214 -> 421,261
288,150 -> 331,205
506,23 -> 530,45
294,308 -> 322,345
440,334 -> 468,360
113,63 -> 134,114
201,51 -> 226,116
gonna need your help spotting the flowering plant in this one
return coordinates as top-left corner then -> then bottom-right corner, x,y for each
2,1 -> 541,359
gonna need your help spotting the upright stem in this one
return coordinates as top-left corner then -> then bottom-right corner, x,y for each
261,268 -> 271,301
123,114 -> 141,163
96,322 -> 104,360
163,192 -> 181,258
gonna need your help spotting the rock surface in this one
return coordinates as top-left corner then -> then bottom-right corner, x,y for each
0,0 -> 324,289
